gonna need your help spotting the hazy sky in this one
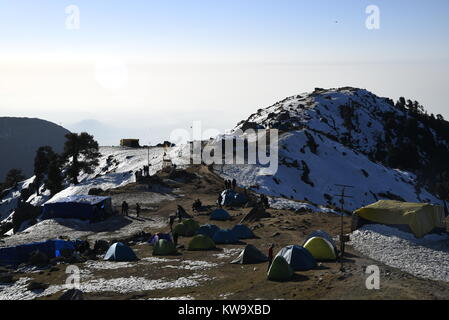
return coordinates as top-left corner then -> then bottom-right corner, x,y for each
1,0 -> 449,145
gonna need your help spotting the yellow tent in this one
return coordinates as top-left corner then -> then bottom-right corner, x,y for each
353,200 -> 445,238
304,237 -> 337,261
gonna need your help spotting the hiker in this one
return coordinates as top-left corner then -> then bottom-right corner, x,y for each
169,215 -> 175,232
136,203 -> 141,217
217,194 -> 223,208
267,244 -> 274,271
121,201 -> 129,216
261,194 -> 269,208
176,205 -> 186,222
173,232 -> 179,247
232,179 -> 237,191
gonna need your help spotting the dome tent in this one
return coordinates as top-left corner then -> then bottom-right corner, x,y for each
153,239 -> 176,256
304,237 -> 337,261
212,229 -> 239,244
196,224 -> 220,238
104,242 -> 138,262
173,219 -> 200,237
267,256 -> 293,282
276,245 -> 317,271
231,244 -> 268,264
188,235 -> 216,251
209,209 -> 232,221
231,224 -> 256,239
304,230 -> 336,250
220,190 -> 248,207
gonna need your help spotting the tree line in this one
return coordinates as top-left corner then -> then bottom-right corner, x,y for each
0,132 -> 100,197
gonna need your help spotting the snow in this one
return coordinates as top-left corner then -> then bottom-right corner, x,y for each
350,224 -> 449,282
0,216 -> 166,248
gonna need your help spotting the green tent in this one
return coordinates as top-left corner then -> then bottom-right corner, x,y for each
153,239 -> 176,256
173,219 -> 200,237
267,256 -> 293,282
188,235 -> 216,251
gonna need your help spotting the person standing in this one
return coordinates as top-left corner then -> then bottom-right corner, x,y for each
169,215 -> 175,232
267,244 -> 274,271
217,194 -> 223,208
232,179 -> 237,191
136,203 -> 141,217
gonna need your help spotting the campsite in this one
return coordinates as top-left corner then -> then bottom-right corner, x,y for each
2,161 -> 449,300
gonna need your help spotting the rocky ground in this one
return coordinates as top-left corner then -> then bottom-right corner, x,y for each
2,165 -> 449,300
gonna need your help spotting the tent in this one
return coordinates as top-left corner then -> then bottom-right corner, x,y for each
149,233 -> 173,246
212,229 -> 239,244
303,237 -> 336,261
173,219 -> 200,237
276,245 -> 317,271
104,242 -> 138,261
231,244 -> 268,264
210,209 -> 232,221
240,205 -> 271,223
0,240 -> 75,266
304,230 -> 336,250
220,190 -> 248,207
231,224 -> 256,239
41,195 -> 112,221
267,256 -> 293,282
353,200 -> 445,238
188,235 -> 216,251
195,224 -> 220,238
153,239 -> 176,256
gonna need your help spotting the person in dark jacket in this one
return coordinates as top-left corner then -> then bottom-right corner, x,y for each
232,179 -> 237,191
136,203 -> 141,217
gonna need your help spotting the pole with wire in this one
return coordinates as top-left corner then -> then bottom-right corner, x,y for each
334,184 -> 354,272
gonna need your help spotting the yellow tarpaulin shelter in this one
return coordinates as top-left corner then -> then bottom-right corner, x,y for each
354,200 -> 445,238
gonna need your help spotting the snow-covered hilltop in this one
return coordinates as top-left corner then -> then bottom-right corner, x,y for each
216,87 -> 448,211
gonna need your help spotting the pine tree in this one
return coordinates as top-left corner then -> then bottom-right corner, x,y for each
62,132 -> 100,185
33,146 -> 56,195
45,154 -> 64,196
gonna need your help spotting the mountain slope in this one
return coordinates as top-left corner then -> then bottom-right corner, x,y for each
0,117 -> 70,182
213,87 -> 448,211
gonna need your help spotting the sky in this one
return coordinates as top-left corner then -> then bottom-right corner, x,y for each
1,0 -> 449,145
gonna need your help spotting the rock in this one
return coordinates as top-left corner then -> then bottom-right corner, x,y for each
58,289 -> 85,300
27,281 -> 49,291
271,232 -> 281,237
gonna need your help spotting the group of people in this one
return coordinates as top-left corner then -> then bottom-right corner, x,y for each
224,179 -> 237,190
135,165 -> 151,182
121,201 -> 141,217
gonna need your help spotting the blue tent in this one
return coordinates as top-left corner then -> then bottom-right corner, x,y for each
196,224 -> 220,238
0,240 -> 75,267
41,195 -> 112,221
276,245 -> 317,271
149,233 -> 173,246
212,229 -> 239,244
220,190 -> 248,207
231,224 -> 255,239
210,209 -> 232,221
104,242 -> 138,262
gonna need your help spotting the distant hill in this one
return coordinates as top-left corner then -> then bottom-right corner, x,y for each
0,117 -> 70,182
